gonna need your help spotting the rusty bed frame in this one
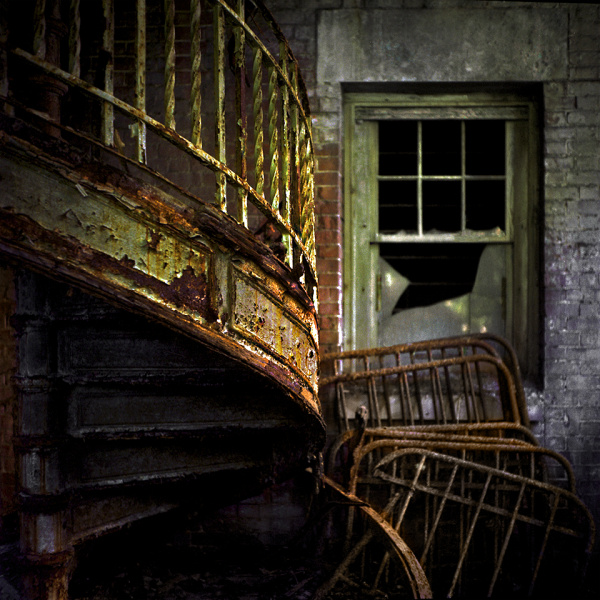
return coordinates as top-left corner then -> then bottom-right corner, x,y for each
315,334 -> 595,599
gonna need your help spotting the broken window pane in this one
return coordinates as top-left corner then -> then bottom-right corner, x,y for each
378,245 -> 506,347
379,243 -> 486,310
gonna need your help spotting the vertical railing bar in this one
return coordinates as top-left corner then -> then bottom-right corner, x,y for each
367,374 -> 381,428
409,353 -> 425,423
426,349 -> 441,423
164,0 -> 176,130
487,481 -> 527,596
33,0 -> 47,58
68,0 -> 81,77
528,492 -> 560,596
299,121 -> 311,272
420,463 -> 459,566
432,353 -> 447,423
135,0 -> 147,164
395,371 -> 407,425
448,471 -> 493,597
101,0 -> 114,148
306,138 -> 316,271
381,369 -> 394,425
268,63 -> 280,211
234,0 -> 248,225
279,43 -> 292,266
190,0 -> 202,147
459,361 -> 474,422
252,46 -> 264,196
290,64 -> 302,271
391,455 -> 427,529
402,371 -> 415,426
213,3 -> 226,210
373,454 -> 427,585
442,348 -> 457,422
466,360 -> 481,421
473,346 -> 487,419
0,2 -> 10,116
336,381 -> 350,432
301,107 -> 315,266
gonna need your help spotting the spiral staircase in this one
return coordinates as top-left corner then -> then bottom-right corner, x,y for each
0,1 -> 324,597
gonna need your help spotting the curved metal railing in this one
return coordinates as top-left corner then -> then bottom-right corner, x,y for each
2,0 -> 316,295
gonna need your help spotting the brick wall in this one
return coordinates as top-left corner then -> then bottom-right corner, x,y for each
0,264 -> 16,527
268,0 -> 600,543
542,3 -> 600,524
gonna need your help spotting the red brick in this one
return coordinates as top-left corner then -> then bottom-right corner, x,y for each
318,273 -> 341,287
318,315 -> 341,331
316,215 -> 341,230
318,287 -> 341,303
316,156 -> 339,171
315,143 -> 340,157
317,186 -> 340,201
317,244 -> 342,259
317,258 -> 340,273
316,229 -> 341,245
319,331 -> 341,351
314,171 -> 340,187
316,199 -> 341,216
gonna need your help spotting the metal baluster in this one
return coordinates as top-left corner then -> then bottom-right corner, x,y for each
268,64 -> 279,211
68,0 -> 80,77
300,121 -> 315,269
164,0 -> 176,130
298,121 -> 309,255
289,65 -> 301,269
279,44 -> 292,265
213,3 -> 226,210
0,2 -> 10,115
448,471 -> 493,597
252,46 -> 264,196
135,0 -> 147,163
306,136 -> 316,267
33,0 -> 46,59
234,0 -> 248,225
102,0 -> 114,147
190,0 -> 202,147
487,481 -> 527,596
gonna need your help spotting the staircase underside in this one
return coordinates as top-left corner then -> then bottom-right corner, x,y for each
0,117 -> 324,597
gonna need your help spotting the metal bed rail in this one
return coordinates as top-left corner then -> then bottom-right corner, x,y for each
322,334 -> 529,428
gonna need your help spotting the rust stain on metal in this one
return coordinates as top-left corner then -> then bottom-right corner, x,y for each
317,475 -> 433,599
0,5 -> 326,598
168,265 -> 210,316
321,336 -> 595,599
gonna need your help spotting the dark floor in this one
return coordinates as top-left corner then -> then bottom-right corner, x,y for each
67,532 -> 371,600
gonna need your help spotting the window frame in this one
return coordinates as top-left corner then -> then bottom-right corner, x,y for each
343,92 -> 540,379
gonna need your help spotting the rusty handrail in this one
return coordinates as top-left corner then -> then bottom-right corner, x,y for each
4,0 -> 316,295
